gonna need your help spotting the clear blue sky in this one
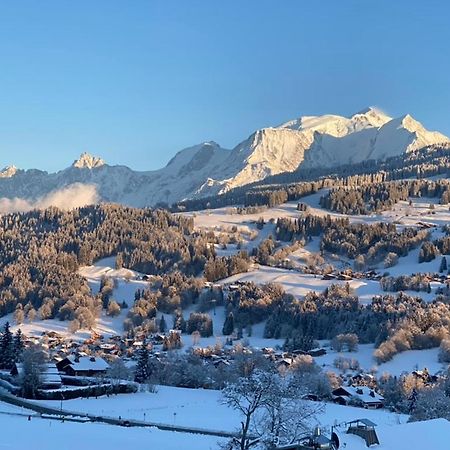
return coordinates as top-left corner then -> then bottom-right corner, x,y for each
0,0 -> 449,172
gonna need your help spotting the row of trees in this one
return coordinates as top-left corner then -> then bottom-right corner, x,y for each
0,322 -> 24,369
320,179 -> 450,215
173,143 -> 450,213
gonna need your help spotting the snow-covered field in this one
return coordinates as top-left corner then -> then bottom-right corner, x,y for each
341,418 -> 450,450
29,385 -> 447,450
0,401 -> 223,450
34,384 -> 407,432
315,344 -> 447,377
4,389 -> 448,450
219,265 -> 382,302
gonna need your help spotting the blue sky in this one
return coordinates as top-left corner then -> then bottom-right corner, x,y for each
0,0 -> 449,172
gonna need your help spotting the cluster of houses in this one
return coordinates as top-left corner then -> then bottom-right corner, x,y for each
10,354 -> 111,390
7,331 -> 135,391
322,269 -> 382,282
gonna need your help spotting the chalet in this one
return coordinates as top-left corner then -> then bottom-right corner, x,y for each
308,348 -> 327,357
212,359 -> 231,369
228,284 -> 240,291
11,362 -> 62,390
56,355 -> 110,377
337,273 -> 352,281
350,373 -> 376,388
277,357 -> 294,368
332,386 -> 384,409
322,273 -> 336,280
412,368 -> 437,384
99,343 -> 117,353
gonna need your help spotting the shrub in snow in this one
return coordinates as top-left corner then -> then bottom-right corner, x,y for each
438,339 -> 450,363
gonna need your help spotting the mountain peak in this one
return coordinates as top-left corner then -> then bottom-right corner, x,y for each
353,106 -> 386,116
72,152 -> 105,169
0,165 -> 18,178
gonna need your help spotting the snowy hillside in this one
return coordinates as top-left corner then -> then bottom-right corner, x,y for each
0,108 -> 448,209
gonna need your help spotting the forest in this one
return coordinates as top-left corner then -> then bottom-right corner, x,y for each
0,204 -> 214,330
172,143 -> 450,212
320,179 -> 450,214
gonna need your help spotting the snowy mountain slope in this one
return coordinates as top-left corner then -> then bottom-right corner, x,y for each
0,108 -> 448,208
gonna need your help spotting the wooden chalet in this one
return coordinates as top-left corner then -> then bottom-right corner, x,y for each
332,386 -> 384,409
56,355 -> 109,377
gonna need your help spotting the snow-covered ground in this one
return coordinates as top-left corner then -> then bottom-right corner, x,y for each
314,344 -> 447,377
299,191 -> 450,229
188,190 -> 450,242
218,265 -> 383,303
339,418 -> 450,450
5,388 -> 448,450
0,386 -> 450,450
34,384 -> 407,432
0,400 -> 223,450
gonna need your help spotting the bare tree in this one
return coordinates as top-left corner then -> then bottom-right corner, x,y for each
221,370 -> 322,450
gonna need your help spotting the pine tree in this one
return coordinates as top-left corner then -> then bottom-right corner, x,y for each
134,339 -> 151,383
173,311 -> 186,333
13,329 -> 25,363
439,257 -> 448,273
159,315 -> 167,333
222,312 -> 235,336
0,322 -> 14,369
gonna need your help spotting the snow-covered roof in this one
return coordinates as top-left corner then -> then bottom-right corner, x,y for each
14,362 -> 62,385
336,386 -> 384,403
67,356 -> 109,371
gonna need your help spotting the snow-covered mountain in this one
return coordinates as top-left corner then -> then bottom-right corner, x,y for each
0,108 -> 448,208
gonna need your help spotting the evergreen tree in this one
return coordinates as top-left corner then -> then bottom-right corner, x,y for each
134,339 -> 151,383
13,329 -> 25,362
173,311 -> 186,333
439,257 -> 448,273
222,312 -> 235,336
0,322 -> 14,369
159,315 -> 167,333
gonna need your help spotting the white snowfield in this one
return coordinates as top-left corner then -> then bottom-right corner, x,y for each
218,265 -> 382,303
31,384 -> 407,433
1,394 -> 448,450
0,401 -> 223,450
23,385 -> 443,450
314,344 -> 445,377
340,418 -> 450,450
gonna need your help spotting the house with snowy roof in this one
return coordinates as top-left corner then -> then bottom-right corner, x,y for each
11,362 -> 62,390
332,385 -> 384,409
56,355 -> 109,377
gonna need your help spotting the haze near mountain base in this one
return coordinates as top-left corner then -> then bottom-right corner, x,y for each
0,107 -> 448,210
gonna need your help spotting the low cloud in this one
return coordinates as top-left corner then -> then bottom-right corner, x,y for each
0,183 -> 100,214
